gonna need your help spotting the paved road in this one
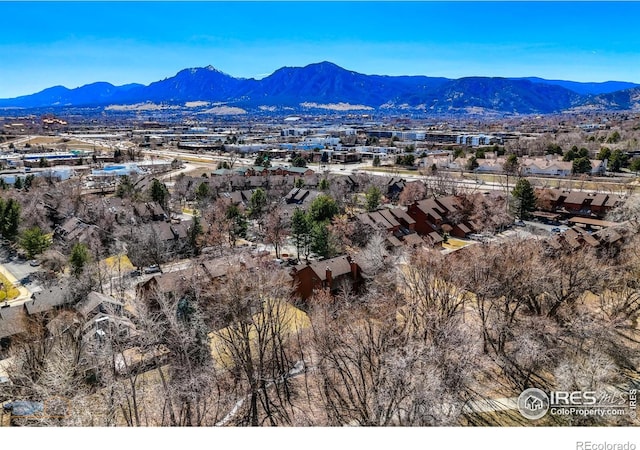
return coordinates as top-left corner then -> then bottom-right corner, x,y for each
522,220 -> 569,236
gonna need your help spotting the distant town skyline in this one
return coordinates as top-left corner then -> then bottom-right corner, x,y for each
1,1 -> 639,98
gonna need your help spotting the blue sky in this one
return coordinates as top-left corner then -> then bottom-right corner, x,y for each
1,1 -> 639,98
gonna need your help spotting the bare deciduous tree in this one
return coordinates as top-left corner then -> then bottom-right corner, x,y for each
262,205 -> 289,259
210,267 -> 308,426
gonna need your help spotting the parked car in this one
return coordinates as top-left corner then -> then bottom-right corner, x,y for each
551,227 -> 561,233
29,259 -> 41,267
143,264 -> 161,274
468,233 -> 487,242
514,220 -> 526,227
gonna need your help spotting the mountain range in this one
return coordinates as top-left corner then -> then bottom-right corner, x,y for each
2,61 -> 640,114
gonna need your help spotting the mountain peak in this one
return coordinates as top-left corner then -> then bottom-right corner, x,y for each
309,61 -> 341,68
182,66 -> 227,77
305,61 -> 349,72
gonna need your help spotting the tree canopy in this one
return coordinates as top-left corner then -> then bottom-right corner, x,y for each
254,154 -> 271,168
308,195 -> 339,223
291,156 -> 307,168
503,153 -> 519,175
466,156 -> 479,171
150,179 -> 170,208
608,149 -> 629,172
20,227 -> 50,259
511,178 -> 536,220
69,243 -> 90,276
365,186 -> 382,212
195,182 -> 211,202
0,198 -> 20,241
291,207 -> 311,261
572,157 -> 592,174
249,188 -> 267,218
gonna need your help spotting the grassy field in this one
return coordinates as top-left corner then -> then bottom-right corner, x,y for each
101,254 -> 135,272
361,163 -> 639,194
442,237 -> 473,251
23,136 -> 111,151
0,272 -> 20,301
467,171 -> 640,194
184,166 -> 215,177
360,166 -> 421,176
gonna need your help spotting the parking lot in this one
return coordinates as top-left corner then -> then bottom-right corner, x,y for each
0,246 -> 42,296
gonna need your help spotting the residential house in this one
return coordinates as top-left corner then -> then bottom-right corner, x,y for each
146,202 -> 168,221
285,188 -> 313,205
219,190 -> 252,206
247,166 -> 315,177
547,227 -> 597,252
358,207 -> 435,249
535,189 -> 624,219
590,193 -> 624,216
357,210 -> 401,234
138,256 -> 258,307
408,198 -> 446,233
200,255 -> 256,281
388,208 -> 416,232
521,158 -> 572,177
76,292 -> 134,345
150,221 -> 178,243
0,285 -> 72,350
459,155 -> 605,177
590,159 -> 607,176
421,231 -> 445,247
171,220 -> 191,241
301,174 -> 319,189
562,191 -> 593,215
546,223 -> 627,253
130,201 -> 167,223
407,195 -> 478,239
55,217 -> 96,246
24,285 -> 72,316
386,235 -> 404,249
402,233 -> 427,249
387,177 -> 406,200
75,291 -> 124,320
136,268 -> 199,309
290,255 -> 362,301
473,158 -> 504,174
281,188 -> 321,215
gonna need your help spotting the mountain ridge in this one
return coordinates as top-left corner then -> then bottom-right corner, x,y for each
1,62 -> 638,114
